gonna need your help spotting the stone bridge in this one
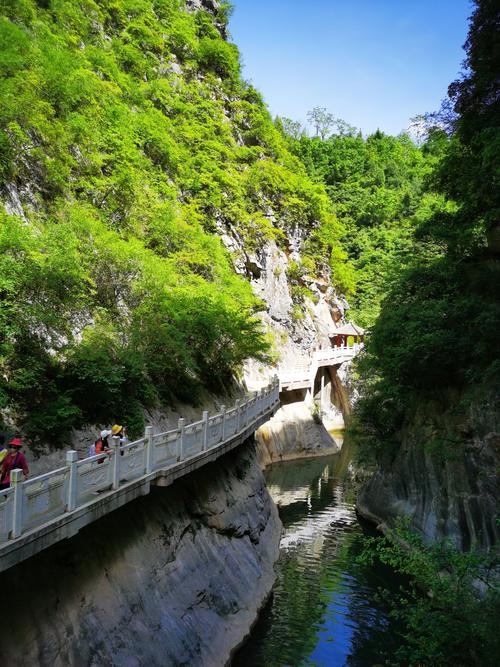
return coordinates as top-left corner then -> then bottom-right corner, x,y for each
0,378 -> 280,573
278,343 -> 363,400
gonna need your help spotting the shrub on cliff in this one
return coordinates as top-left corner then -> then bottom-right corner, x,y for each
359,524 -> 500,666
0,0 -> 351,444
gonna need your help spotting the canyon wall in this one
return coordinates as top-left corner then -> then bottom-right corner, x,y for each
356,388 -> 499,551
0,441 -> 281,667
227,232 -> 353,465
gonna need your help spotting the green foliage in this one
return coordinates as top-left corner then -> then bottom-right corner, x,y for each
0,0 -> 352,445
352,0 -> 500,452
290,304 -> 304,322
0,0 -> 344,443
198,37 -> 240,79
286,129 -> 446,325
359,523 -> 500,666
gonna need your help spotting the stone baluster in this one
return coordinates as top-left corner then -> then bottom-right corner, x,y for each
235,399 -> 241,432
111,436 -> 121,490
144,425 -> 153,474
202,411 -> 209,451
11,469 -> 24,539
221,405 -> 227,441
242,400 -> 248,430
66,450 -> 78,512
178,418 -> 185,461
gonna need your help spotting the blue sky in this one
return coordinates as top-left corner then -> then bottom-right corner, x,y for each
229,0 -> 472,136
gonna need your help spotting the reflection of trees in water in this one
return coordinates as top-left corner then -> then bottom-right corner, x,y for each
234,451 -> 404,667
338,530 -> 403,667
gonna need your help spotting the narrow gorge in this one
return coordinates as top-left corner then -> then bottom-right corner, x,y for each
0,0 -> 498,665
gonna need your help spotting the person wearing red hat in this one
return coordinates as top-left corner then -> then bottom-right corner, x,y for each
0,438 -> 29,489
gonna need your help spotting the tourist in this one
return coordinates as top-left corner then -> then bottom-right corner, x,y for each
0,438 -> 29,489
111,424 -> 128,455
111,424 -> 128,444
95,429 -> 111,463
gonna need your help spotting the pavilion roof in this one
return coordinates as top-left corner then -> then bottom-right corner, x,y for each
332,322 -> 365,336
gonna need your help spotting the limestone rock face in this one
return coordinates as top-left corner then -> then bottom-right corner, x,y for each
256,398 -> 340,467
0,442 -> 281,667
216,217 -> 352,460
238,227 -> 353,460
185,0 -> 219,14
357,389 -> 500,551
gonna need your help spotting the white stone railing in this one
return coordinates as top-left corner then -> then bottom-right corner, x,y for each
279,343 -> 362,389
314,342 -> 362,365
0,378 -> 280,547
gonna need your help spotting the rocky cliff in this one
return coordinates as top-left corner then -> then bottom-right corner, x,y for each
0,0 -> 354,468
0,441 -> 281,666
221,228 -> 354,464
356,388 -> 499,551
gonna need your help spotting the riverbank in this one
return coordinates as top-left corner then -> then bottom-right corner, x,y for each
255,402 -> 344,468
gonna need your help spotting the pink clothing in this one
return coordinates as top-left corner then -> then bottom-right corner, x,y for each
0,451 -> 29,485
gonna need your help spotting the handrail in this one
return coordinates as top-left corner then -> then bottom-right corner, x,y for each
278,343 -> 363,388
0,377 -> 280,547
23,465 -> 68,487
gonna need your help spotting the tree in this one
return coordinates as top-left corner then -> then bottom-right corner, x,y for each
307,106 -> 335,139
276,116 -> 305,140
333,117 -> 358,137
445,0 -> 500,250
408,114 -> 432,145
354,0 -> 500,428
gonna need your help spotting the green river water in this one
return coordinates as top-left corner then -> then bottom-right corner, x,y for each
233,441 -> 404,666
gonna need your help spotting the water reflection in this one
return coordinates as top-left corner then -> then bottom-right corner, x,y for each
233,445 -> 402,667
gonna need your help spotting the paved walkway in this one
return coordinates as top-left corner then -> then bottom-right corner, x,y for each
0,379 -> 280,573
278,343 -> 362,392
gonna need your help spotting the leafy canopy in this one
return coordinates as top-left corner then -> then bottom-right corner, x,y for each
0,0 -> 350,443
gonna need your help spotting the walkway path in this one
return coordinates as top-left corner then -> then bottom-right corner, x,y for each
278,343 -> 362,393
0,378 -> 280,573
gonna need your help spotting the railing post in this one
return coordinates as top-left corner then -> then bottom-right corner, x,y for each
10,469 -> 23,539
260,387 -> 266,413
111,435 -> 120,489
242,399 -> 248,429
220,405 -> 226,441
144,425 -> 153,474
235,399 -> 241,432
252,391 -> 260,421
178,418 -> 185,461
202,411 -> 209,451
66,450 -> 78,512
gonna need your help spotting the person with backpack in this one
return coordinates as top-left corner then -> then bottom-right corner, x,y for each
94,429 -> 111,464
0,438 -> 29,489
